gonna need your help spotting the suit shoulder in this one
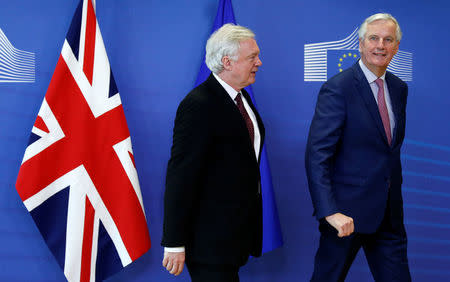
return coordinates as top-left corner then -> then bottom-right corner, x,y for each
322,67 -> 354,90
172,85 -> 212,132
386,71 -> 408,89
178,84 -> 211,110
317,68 -> 354,98
329,67 -> 354,82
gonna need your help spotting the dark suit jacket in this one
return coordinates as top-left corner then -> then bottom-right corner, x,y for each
162,74 -> 264,265
305,62 -> 408,233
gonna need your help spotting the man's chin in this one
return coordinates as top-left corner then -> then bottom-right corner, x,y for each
242,80 -> 255,88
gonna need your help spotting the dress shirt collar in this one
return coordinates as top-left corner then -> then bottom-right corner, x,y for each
359,59 -> 386,83
213,72 -> 240,100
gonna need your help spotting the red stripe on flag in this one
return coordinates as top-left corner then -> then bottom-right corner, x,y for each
80,197 -> 95,282
83,0 -> 96,84
34,116 -> 50,133
128,151 -> 136,168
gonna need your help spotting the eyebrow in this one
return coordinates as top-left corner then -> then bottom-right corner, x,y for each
367,34 -> 395,40
247,51 -> 259,58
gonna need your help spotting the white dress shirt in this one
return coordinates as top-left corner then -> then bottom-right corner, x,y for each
359,60 -> 395,138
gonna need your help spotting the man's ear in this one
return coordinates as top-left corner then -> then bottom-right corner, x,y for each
222,56 -> 232,71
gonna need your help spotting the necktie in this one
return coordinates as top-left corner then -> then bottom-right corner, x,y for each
235,93 -> 255,145
375,78 -> 392,145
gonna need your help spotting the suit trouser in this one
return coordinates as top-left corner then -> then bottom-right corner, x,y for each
186,261 -> 240,282
311,206 -> 412,282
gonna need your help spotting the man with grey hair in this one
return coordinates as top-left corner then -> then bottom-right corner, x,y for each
162,23 -> 264,281
305,13 -> 412,281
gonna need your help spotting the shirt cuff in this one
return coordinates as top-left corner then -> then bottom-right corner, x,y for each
164,246 -> 185,253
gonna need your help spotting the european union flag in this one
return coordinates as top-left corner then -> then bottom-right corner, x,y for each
327,49 -> 359,79
195,0 -> 283,253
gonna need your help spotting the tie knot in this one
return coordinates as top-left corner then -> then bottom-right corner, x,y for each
375,78 -> 384,89
235,92 -> 242,101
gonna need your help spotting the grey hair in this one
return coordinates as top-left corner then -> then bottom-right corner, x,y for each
205,23 -> 255,74
358,13 -> 402,41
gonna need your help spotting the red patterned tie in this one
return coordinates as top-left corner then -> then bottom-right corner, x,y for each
235,93 -> 255,145
375,78 -> 392,145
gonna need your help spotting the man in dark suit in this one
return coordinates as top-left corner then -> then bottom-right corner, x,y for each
161,24 -> 264,282
305,13 -> 412,281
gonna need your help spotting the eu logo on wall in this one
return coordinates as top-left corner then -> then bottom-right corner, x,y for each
0,27 -> 35,83
304,28 -> 413,82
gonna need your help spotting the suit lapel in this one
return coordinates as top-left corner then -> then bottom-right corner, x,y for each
204,75 -> 244,128
204,74 -> 260,162
353,63 -> 391,147
385,72 -> 402,147
242,88 -> 265,159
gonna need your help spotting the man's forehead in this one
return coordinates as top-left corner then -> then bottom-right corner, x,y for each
367,19 -> 396,30
365,20 -> 397,37
239,39 -> 259,51
239,38 -> 256,45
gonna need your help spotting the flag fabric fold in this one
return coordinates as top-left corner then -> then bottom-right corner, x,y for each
15,0 -> 151,281
195,0 -> 283,253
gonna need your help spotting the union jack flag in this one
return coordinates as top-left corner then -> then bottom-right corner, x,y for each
15,0 -> 151,281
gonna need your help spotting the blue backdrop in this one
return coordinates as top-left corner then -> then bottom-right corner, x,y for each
1,1 -> 449,281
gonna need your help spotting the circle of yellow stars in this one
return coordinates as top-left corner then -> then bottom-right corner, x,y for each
338,52 -> 359,72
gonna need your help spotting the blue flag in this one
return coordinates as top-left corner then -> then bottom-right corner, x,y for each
326,49 -> 359,79
195,0 -> 283,253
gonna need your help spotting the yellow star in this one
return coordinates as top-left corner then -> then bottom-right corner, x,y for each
343,54 -> 347,58
354,54 -> 357,58
338,63 -> 341,67
339,68 -> 343,72
339,58 -> 343,62
348,52 -> 352,56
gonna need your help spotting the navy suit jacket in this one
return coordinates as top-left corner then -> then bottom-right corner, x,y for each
305,62 -> 408,233
162,74 -> 264,265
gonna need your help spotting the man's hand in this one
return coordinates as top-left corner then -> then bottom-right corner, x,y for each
162,251 -> 185,276
325,213 -> 354,237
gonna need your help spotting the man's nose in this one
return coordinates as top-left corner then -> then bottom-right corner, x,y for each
376,38 -> 386,48
256,56 -> 262,66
